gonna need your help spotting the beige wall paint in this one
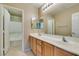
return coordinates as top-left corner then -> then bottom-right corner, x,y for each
4,3 -> 38,50
53,4 -> 79,36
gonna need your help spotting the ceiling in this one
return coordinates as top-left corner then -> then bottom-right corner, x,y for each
3,3 -> 44,16
4,3 -> 79,16
29,3 -> 44,8
4,6 -> 22,16
5,3 -> 44,8
43,3 -> 79,15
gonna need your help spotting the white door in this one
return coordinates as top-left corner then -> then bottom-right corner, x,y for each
0,7 -> 4,56
3,8 -> 10,54
72,12 -> 79,37
47,15 -> 55,34
48,20 -> 53,34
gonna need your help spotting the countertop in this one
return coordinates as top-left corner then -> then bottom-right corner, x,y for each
30,33 -> 79,55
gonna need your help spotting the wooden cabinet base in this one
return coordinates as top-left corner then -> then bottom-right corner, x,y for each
42,42 -> 54,56
37,39 -> 42,56
29,36 -> 75,56
54,47 -> 74,56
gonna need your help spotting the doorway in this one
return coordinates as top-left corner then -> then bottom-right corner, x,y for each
3,5 -> 24,55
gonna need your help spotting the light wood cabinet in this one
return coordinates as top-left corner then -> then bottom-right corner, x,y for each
32,38 -> 37,55
29,36 -> 37,55
29,36 -> 32,49
42,42 -> 54,56
29,36 -> 75,56
54,47 -> 74,56
37,39 -> 42,56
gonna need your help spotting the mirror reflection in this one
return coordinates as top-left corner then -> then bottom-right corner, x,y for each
31,18 -> 44,29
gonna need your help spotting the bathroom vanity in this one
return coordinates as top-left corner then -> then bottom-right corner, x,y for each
29,33 -> 79,56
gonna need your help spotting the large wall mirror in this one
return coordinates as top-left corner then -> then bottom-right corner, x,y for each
31,15 -> 55,35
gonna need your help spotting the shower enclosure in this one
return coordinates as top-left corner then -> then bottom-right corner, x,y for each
0,4 -> 24,56
9,15 -> 22,50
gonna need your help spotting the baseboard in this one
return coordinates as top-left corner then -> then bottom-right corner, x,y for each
24,48 -> 31,52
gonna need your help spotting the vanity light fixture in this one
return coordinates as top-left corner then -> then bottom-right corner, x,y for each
41,3 -> 57,13
41,3 -> 53,11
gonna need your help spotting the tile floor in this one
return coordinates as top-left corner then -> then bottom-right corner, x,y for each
6,47 -> 34,56
6,47 -> 26,56
10,40 -> 22,50
6,41 -> 34,56
25,50 -> 34,56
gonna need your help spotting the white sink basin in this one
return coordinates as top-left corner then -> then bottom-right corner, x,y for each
31,33 -> 79,46
40,35 -> 79,45
64,36 -> 79,45
40,34 -> 63,42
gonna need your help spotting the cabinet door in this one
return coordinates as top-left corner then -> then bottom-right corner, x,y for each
42,42 -> 54,56
37,39 -> 42,56
29,36 -> 33,49
32,37 -> 37,55
54,47 -> 74,56
37,44 -> 42,56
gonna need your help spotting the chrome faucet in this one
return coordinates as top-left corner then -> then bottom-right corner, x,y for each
62,37 -> 67,42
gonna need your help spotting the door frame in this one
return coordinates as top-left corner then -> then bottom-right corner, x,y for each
2,4 -> 25,52
0,4 -> 4,55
